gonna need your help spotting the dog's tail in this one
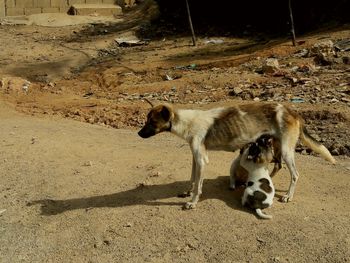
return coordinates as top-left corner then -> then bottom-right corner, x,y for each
255,209 -> 272,219
300,126 -> 336,164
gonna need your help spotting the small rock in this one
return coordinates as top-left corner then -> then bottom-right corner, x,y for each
0,209 -> 6,215
253,97 -> 260,101
309,40 -> 335,57
124,222 -> 133,227
342,56 -> 350,65
229,86 -> 243,96
256,237 -> 265,243
83,161 -> 93,167
330,98 -> 339,103
262,58 -> 280,74
331,149 -> 340,156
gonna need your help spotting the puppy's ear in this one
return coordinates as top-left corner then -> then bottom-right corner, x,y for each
160,106 -> 171,121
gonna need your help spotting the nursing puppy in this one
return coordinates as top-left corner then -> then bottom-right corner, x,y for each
239,136 -> 275,219
138,101 -> 335,209
230,135 -> 279,190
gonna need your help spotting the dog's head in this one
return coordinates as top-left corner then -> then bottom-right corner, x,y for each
138,104 -> 174,138
243,135 -> 274,164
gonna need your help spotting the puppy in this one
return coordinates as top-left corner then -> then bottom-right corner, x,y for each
230,135 -> 279,190
240,136 -> 275,219
138,101 -> 335,209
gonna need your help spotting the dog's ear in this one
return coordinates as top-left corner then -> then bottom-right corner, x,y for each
160,106 -> 171,121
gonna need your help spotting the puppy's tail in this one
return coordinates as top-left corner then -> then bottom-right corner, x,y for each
255,209 -> 272,219
300,126 -> 336,164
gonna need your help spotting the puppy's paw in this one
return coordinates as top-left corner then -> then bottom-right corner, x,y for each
183,202 -> 196,210
177,191 -> 192,198
280,194 -> 293,203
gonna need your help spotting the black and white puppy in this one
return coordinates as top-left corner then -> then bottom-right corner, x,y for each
239,136 -> 275,219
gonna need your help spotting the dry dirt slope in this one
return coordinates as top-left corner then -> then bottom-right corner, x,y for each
0,102 -> 349,263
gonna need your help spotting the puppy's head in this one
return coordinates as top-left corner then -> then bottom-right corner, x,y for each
138,104 -> 173,138
246,135 -> 274,164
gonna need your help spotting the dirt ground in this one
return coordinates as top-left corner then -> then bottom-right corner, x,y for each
0,2 -> 350,262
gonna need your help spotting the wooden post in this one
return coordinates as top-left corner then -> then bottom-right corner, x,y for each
288,0 -> 296,46
185,0 -> 196,46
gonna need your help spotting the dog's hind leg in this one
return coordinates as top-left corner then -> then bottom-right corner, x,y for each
280,134 -> 300,203
270,139 -> 282,178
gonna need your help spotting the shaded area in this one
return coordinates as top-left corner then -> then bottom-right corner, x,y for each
143,0 -> 350,39
28,176 -> 249,215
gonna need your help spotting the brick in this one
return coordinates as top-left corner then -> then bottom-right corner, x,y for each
70,3 -> 121,16
0,0 -> 5,17
16,0 -> 34,8
6,0 -> 16,8
68,0 -> 85,5
33,0 -> 50,8
42,7 -> 59,12
24,7 -> 41,14
59,6 -> 69,13
102,0 -> 116,4
50,0 -> 68,8
6,7 -> 24,15
85,0 -> 101,4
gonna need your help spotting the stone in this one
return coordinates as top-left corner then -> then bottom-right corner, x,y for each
308,40 -> 335,57
262,58 -> 280,74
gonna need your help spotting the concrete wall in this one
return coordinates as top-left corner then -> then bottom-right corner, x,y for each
2,0 -> 125,16
0,0 -> 5,17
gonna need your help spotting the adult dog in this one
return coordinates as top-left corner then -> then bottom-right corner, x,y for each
138,101 -> 335,209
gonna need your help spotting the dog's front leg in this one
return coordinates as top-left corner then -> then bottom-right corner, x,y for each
178,156 -> 196,198
183,143 -> 207,209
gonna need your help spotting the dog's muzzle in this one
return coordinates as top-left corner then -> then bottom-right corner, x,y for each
138,125 -> 156,138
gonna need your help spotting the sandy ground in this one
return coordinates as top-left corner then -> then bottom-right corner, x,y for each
0,101 -> 349,263
0,2 -> 350,261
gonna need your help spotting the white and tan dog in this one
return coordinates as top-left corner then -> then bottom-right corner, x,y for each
239,135 -> 275,219
138,101 -> 335,209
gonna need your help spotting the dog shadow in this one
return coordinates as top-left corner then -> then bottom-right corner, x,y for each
28,176 -> 251,216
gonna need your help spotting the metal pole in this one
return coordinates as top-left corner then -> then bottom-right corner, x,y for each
185,0 -> 196,46
288,0 -> 296,46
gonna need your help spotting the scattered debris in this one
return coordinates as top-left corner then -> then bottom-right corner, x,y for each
334,39 -> 350,52
261,58 -> 280,74
204,39 -> 224,44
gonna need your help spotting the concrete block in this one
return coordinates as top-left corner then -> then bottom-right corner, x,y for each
69,3 -> 122,16
6,0 -> 16,8
42,7 -> 60,12
16,0 -> 34,8
33,0 -> 50,8
0,0 -> 5,17
50,0 -> 69,8
102,0 -> 116,5
6,7 -> 24,15
25,7 -> 42,14
68,0 -> 85,5
59,6 -> 69,13
85,0 -> 102,4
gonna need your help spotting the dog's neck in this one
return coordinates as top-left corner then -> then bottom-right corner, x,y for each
170,109 -> 200,142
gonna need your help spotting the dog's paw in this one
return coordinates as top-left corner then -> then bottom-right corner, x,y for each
183,202 -> 196,210
280,194 -> 293,203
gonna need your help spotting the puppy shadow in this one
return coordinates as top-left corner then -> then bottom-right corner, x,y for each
28,176 -> 251,216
